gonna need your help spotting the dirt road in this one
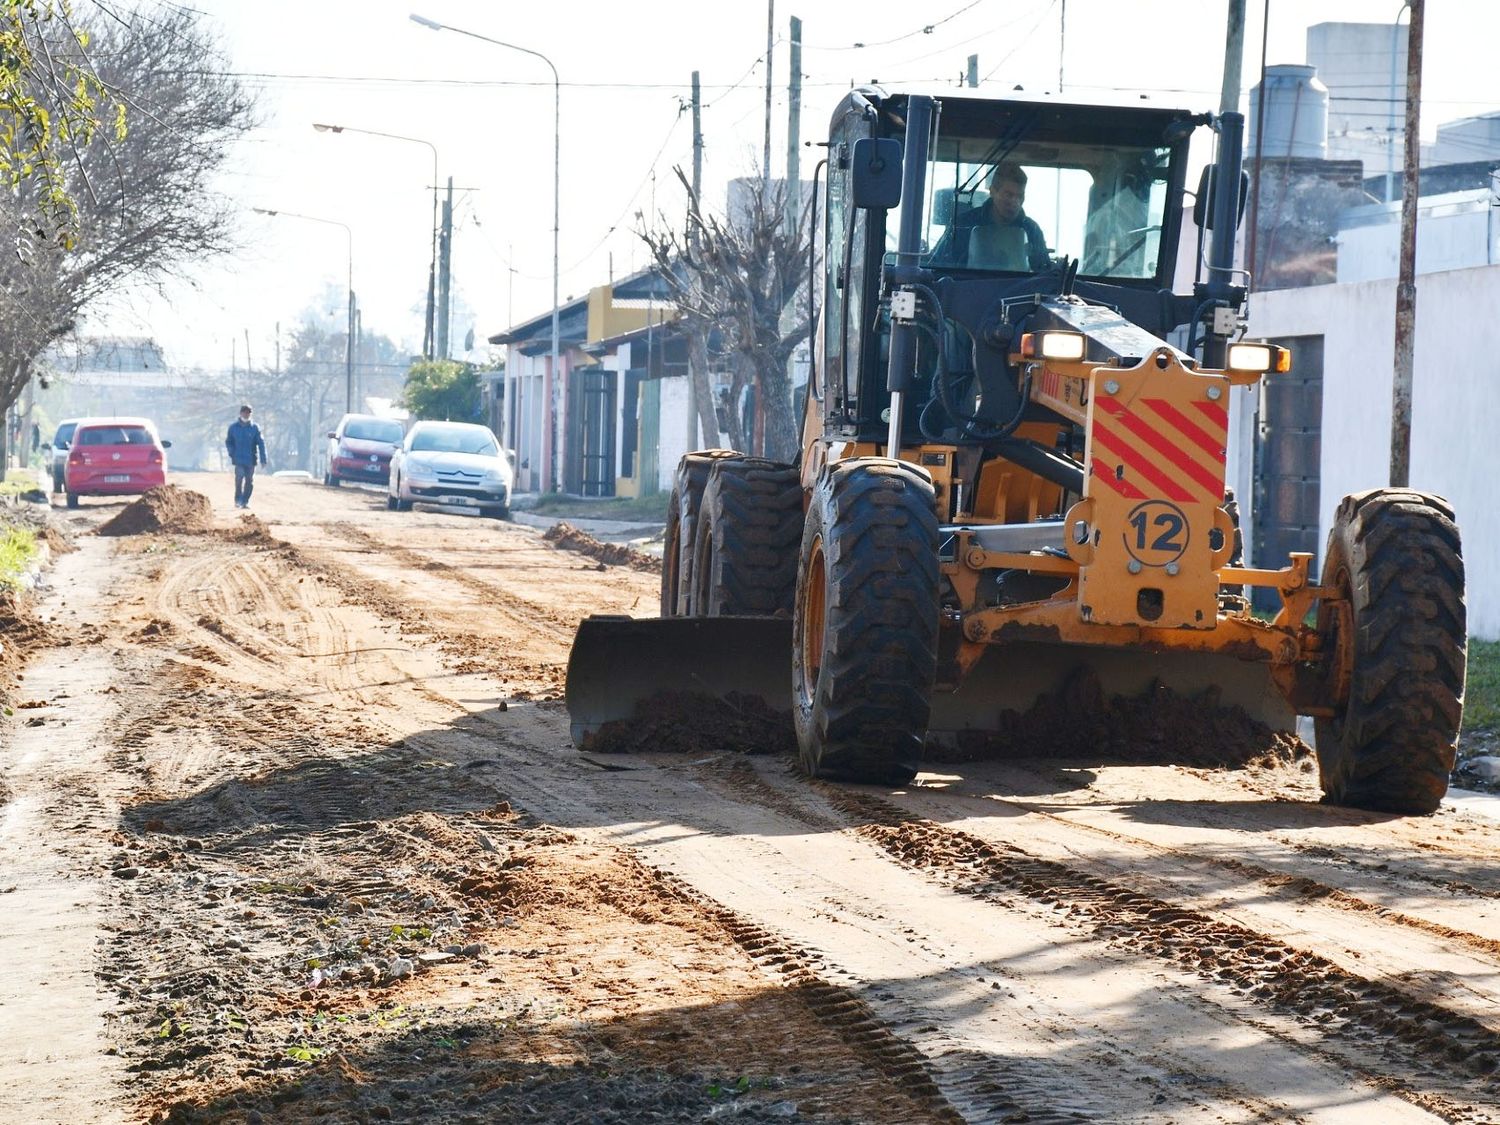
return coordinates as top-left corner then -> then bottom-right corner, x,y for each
3,474 -> 1500,1124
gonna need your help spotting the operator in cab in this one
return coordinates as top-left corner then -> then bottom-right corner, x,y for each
952,163 -> 1052,272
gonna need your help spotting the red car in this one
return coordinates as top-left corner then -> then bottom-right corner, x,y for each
325,413 -> 404,486
63,417 -> 170,508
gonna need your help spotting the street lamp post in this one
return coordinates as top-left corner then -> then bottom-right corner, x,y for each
252,207 -> 355,413
410,12 -> 561,493
312,123 -> 440,360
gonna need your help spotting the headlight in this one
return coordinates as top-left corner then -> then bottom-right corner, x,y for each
406,461 -> 437,480
1019,331 -> 1086,361
1227,341 -> 1291,374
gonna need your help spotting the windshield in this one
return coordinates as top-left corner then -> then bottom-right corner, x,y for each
917,132 -> 1172,280
345,418 -> 404,443
80,425 -> 153,446
410,426 -> 498,456
54,423 -> 77,445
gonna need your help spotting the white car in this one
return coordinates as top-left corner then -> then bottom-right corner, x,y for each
45,418 -> 83,493
388,420 -> 512,518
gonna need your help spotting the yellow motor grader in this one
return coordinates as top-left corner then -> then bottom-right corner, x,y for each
567,86 -> 1466,815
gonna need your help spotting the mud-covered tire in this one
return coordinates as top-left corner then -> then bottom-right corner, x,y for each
692,458 -> 803,617
660,449 -> 739,617
1315,489 -> 1465,815
793,458 -> 939,785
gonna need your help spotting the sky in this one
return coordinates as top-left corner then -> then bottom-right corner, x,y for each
87,0 -> 1500,373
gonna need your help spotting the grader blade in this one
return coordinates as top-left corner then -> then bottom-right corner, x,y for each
927,641 -> 1295,744
565,615 -> 792,746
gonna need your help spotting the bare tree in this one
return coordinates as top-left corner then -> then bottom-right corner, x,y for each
0,4 -> 253,456
641,169 -> 812,462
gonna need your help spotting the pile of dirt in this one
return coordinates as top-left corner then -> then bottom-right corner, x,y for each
98,485 -> 214,537
543,521 -> 659,573
583,689 -> 797,756
218,512 -> 281,548
0,589 -> 51,708
935,666 -> 1309,769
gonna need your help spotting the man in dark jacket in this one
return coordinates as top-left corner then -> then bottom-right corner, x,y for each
940,162 -> 1052,272
225,404 -> 267,509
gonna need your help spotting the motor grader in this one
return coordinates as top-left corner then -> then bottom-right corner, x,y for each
568,86 -> 1466,815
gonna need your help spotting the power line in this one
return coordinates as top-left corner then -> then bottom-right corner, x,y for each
799,0 -> 989,51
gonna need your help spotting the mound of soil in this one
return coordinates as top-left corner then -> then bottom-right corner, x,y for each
935,666 -> 1308,769
543,521 -> 659,573
582,690 -> 797,757
98,485 -> 213,537
0,589 -> 51,708
218,512 -> 281,547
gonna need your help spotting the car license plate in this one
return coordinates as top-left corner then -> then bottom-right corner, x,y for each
104,474 -> 131,483
450,496 -> 476,506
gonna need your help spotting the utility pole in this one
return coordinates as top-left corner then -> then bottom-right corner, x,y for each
691,70 -> 703,208
762,0 -> 774,193
354,306 -> 363,413
966,54 -> 978,87
1390,0 -> 1423,488
785,16 -> 802,230
1220,0 -> 1245,115
1058,0 -> 1066,92
345,290 -> 355,414
437,176 -> 454,360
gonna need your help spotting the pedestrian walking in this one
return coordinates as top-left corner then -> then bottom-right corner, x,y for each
225,404 -> 267,509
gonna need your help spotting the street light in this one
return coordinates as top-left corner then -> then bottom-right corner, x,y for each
252,207 -> 356,413
410,12 -> 561,493
312,123 -> 440,360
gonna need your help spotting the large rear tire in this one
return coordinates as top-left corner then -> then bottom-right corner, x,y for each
793,459 -> 939,786
1315,489 -> 1465,815
692,458 -> 803,617
660,450 -> 738,617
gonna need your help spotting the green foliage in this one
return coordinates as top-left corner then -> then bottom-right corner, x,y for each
1464,639 -> 1500,734
0,526 -> 38,590
0,1 -> 125,246
401,359 -> 482,422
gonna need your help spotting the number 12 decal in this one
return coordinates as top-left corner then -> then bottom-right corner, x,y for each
1122,500 -> 1190,565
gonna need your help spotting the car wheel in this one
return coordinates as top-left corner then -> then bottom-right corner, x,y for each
386,494 -> 398,511
65,491 -> 79,509
329,474 -> 342,487
51,469 -> 63,494
485,506 -> 510,520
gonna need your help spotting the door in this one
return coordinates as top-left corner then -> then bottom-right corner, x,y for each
567,366 -> 616,497
1252,334 -> 1323,612
639,377 -> 661,495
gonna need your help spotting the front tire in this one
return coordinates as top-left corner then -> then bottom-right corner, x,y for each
1315,489 -> 1466,815
793,459 -> 939,786
660,449 -> 739,617
692,458 -> 803,617
65,491 -> 79,509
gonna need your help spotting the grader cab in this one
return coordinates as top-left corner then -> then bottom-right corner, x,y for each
568,86 -> 1466,815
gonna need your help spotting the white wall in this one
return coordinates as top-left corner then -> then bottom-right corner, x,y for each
656,374 -> 695,493
1338,194 -> 1497,283
1251,266 -> 1500,638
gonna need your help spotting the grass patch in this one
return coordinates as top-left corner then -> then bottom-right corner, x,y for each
1465,639 -> 1500,735
526,491 -> 669,523
0,526 -> 38,590
0,469 -> 40,498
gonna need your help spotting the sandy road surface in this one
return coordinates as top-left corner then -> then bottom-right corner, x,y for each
1,473 -> 1499,1123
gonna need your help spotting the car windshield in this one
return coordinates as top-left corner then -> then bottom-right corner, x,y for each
345,418 -> 404,443
917,132 -> 1173,280
54,423 -> 77,445
79,425 -> 153,446
409,426 -> 497,456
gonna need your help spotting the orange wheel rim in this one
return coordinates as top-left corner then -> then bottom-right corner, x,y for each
801,535 -> 826,701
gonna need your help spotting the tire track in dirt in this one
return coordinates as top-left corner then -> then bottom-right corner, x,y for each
857,770 -> 1500,1028
329,521 -> 579,638
811,785 -> 1499,1121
